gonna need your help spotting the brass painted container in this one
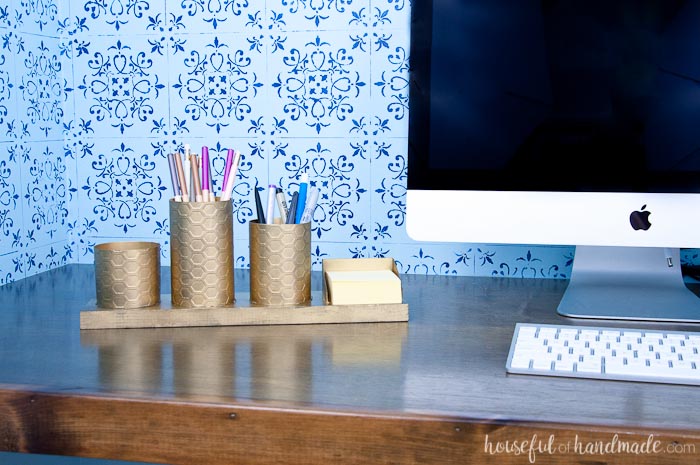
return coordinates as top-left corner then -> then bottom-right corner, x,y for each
249,220 -> 311,306
95,241 -> 161,309
170,199 -> 234,308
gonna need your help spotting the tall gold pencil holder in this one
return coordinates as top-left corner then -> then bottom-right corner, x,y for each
249,220 -> 311,306
95,241 -> 161,309
170,199 -> 235,308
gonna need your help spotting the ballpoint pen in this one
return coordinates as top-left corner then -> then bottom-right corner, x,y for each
275,187 -> 288,221
254,187 -> 266,224
286,192 -> 299,224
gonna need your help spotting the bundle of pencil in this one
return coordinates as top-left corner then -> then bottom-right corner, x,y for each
167,145 -> 241,203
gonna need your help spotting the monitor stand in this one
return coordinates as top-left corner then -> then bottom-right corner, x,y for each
557,246 -> 700,323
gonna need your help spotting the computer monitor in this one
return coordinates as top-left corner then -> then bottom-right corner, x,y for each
406,0 -> 700,322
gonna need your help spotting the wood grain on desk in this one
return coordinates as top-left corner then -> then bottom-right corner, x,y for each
0,265 -> 699,464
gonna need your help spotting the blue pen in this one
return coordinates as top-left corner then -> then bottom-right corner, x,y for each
295,173 -> 309,224
300,186 -> 319,224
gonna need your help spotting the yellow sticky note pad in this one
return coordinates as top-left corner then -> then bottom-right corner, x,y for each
325,268 -> 402,305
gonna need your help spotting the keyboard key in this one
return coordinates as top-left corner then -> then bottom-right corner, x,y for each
510,357 -> 532,370
554,360 -> 575,372
576,360 -> 602,373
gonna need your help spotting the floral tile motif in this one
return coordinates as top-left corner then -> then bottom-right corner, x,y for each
388,243 -> 574,278
0,33 -> 16,144
0,3 -> 75,284
0,142 -> 21,254
70,0 -> 165,36
18,0 -> 62,36
0,4 -> 14,30
67,215 -> 94,263
167,1 -> 260,32
23,240 -> 72,278
474,245 -> 574,279
168,33 -> 266,137
16,33 -> 67,141
73,35 -> 168,138
19,140 -> 71,249
313,239 -> 393,265
0,251 -> 21,284
371,0 -> 410,31
369,25 -> 408,137
267,0 -> 371,31
76,138 -> 169,237
370,136 -> 407,244
390,243 -> 474,276
267,31 -> 370,138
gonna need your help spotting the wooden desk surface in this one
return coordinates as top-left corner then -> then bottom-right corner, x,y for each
1,265 -> 699,464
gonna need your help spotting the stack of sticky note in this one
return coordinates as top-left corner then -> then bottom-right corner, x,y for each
323,258 -> 403,305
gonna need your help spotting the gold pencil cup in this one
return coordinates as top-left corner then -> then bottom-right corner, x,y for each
170,199 -> 234,308
95,241 -> 161,309
249,220 -> 311,306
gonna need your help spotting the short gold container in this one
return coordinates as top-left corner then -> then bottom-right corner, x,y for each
169,199 -> 234,308
249,220 -> 311,306
95,241 -> 161,309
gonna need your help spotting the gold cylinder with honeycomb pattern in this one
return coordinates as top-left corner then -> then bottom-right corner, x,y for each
249,220 -> 311,306
170,199 -> 234,308
95,241 -> 161,309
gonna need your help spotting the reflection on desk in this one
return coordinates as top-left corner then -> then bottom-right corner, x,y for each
81,324 -> 407,404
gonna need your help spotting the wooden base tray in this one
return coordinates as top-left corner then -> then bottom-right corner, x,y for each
80,292 -> 409,330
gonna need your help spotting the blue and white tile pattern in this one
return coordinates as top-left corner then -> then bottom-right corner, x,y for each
5,1 -> 695,285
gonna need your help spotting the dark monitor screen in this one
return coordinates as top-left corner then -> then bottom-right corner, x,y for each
408,0 -> 700,193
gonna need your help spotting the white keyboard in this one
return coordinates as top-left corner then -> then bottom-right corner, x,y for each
506,323 -> 700,385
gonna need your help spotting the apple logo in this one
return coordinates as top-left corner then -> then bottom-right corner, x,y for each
629,205 -> 652,231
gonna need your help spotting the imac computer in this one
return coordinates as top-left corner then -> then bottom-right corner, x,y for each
406,0 -> 700,322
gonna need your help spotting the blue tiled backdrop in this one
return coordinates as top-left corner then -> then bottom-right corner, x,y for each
2,0 -> 696,286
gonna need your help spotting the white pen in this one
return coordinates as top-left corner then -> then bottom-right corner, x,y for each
208,162 -> 214,201
201,146 -> 211,202
266,184 -> 277,225
183,144 -> 193,202
220,150 -> 241,202
299,186 -> 319,224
